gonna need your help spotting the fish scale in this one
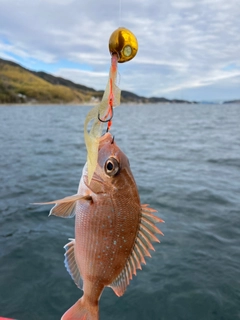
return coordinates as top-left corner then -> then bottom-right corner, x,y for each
75,195 -> 140,287
39,132 -> 163,319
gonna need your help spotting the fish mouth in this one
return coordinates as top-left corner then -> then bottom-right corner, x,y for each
99,132 -> 114,145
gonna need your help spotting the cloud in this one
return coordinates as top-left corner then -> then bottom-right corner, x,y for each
55,68 -> 109,90
0,0 -> 240,100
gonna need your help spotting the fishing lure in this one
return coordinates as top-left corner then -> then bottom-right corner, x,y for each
84,27 -> 138,182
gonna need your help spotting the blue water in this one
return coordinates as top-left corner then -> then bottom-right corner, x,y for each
0,104 -> 240,320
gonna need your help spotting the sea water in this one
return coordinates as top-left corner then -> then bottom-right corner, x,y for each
0,104 -> 240,320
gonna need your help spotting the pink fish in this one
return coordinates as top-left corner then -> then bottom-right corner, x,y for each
43,132 -> 163,319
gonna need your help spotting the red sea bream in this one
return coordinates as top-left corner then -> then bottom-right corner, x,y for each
45,132 -> 163,320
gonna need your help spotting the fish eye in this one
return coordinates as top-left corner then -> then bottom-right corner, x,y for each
104,157 -> 120,177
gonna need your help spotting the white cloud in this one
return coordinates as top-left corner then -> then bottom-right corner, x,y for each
0,0 -> 239,100
55,68 -> 109,90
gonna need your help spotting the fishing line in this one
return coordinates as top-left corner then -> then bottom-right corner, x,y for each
117,0 -> 122,87
119,0 -> 122,26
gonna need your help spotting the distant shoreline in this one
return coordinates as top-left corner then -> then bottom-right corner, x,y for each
1,102 -> 239,107
1,57 -> 239,105
0,102 -> 198,106
0,102 -> 94,107
1,57 -> 197,105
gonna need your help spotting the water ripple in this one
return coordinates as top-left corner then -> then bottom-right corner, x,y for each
0,104 -> 240,320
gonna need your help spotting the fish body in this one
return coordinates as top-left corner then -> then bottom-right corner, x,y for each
47,133 -> 163,320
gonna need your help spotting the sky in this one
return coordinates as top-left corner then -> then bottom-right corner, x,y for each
0,0 -> 239,102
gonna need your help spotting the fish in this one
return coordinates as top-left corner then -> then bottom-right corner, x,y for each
42,132 -> 164,320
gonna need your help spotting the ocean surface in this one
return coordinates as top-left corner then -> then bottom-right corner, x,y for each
0,103 -> 240,320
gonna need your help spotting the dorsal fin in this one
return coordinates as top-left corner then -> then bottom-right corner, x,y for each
109,204 -> 164,297
64,239 -> 83,289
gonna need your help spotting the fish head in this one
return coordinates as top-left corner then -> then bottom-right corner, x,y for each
83,133 -> 137,196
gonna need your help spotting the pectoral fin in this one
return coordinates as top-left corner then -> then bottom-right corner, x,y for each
34,194 -> 92,218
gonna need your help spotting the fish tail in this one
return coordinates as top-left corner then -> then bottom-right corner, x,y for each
61,296 -> 99,320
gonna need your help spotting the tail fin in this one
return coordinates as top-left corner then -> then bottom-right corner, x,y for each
61,296 -> 99,320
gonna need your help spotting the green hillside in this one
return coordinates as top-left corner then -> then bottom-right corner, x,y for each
0,59 -> 91,104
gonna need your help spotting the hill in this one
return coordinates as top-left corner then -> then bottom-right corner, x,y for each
223,100 -> 240,104
0,58 -> 92,104
0,57 -> 195,104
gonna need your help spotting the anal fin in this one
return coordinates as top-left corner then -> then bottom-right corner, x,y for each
64,239 -> 83,289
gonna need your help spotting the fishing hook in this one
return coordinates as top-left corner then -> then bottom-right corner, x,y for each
98,106 -> 114,123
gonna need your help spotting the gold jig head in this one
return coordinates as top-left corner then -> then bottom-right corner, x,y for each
109,27 -> 138,63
